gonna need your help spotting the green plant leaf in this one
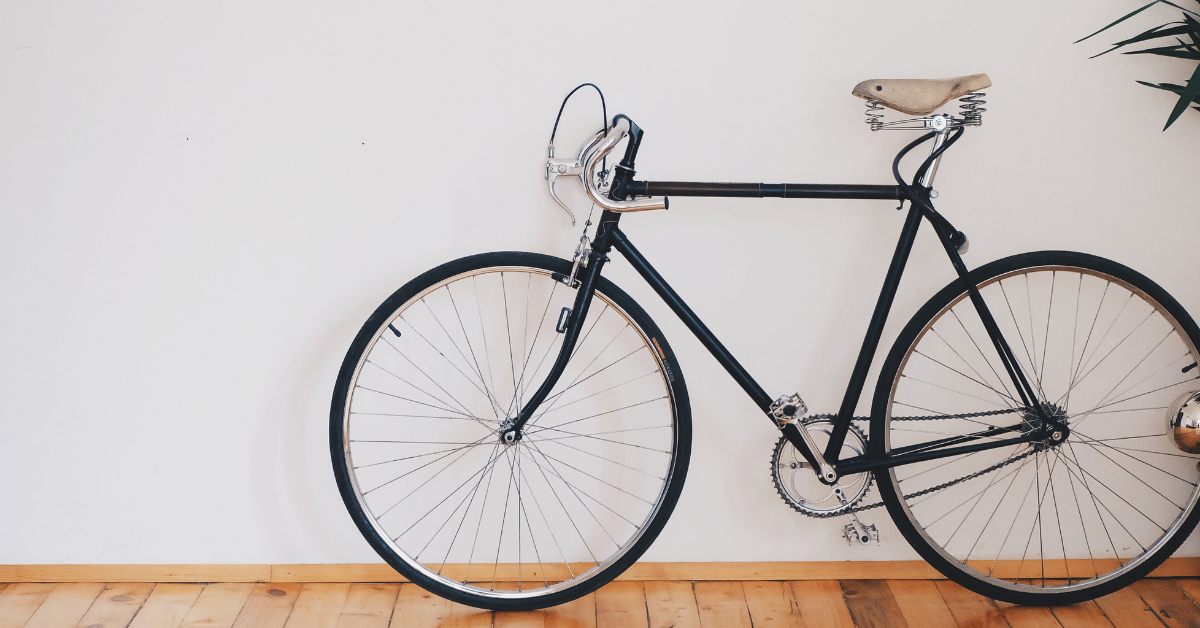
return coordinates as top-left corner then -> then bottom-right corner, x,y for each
1077,0 -> 1164,43
1092,23 -> 1190,57
1138,79 -> 1200,98
1124,44 -> 1200,58
1163,61 -> 1200,128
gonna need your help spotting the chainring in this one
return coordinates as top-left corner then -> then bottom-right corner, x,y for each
771,414 -> 874,518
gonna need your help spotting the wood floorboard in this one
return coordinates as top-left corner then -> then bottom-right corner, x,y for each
543,592 -> 595,628
1093,585 -> 1167,628
9,577 -> 1200,627
1132,579 -> 1200,628
790,580 -> 855,628
595,581 -> 647,628
230,583 -> 302,628
644,581 -> 700,628
178,583 -> 256,628
23,582 -> 106,628
935,580 -> 1012,628
390,583 -> 454,628
694,581 -> 752,628
887,580 -> 958,628
284,583 -> 352,628
0,583 -> 59,628
74,582 -> 156,628
335,583 -> 400,628
127,583 -> 205,628
840,579 -> 910,628
743,581 -> 805,628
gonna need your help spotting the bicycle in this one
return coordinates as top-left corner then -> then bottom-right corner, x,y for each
329,76 -> 1200,610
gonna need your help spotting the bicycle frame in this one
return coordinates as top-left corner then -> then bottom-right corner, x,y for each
509,116 -> 1063,483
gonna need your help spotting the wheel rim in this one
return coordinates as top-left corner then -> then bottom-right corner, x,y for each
339,265 -> 679,600
885,264 -> 1200,593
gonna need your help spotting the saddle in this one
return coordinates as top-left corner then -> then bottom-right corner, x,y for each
852,74 -> 991,116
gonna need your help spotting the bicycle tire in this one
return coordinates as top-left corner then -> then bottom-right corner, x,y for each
331,251 -> 691,611
873,250 -> 1200,605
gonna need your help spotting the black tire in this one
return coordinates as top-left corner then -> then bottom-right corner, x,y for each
331,251 -> 691,611
873,251 -> 1200,605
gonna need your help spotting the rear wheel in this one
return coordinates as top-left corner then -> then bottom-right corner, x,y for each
874,251 -> 1200,605
331,251 -> 691,611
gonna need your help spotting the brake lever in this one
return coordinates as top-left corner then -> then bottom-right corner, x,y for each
546,153 -> 585,226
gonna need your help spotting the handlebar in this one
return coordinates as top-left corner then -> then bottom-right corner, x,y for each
546,117 -> 666,224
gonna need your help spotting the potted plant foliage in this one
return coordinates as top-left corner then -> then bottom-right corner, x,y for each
1079,0 -> 1200,129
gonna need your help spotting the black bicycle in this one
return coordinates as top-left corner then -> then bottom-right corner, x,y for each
329,76 -> 1200,610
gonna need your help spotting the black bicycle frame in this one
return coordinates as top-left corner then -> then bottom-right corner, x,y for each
509,115 -> 1056,481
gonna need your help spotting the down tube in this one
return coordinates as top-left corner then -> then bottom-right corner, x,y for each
609,229 -> 775,412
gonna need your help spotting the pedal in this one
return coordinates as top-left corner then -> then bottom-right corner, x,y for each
842,507 -> 879,546
769,393 -> 808,428
843,521 -> 879,545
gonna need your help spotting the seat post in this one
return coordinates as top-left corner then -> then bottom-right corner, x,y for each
920,127 -> 950,188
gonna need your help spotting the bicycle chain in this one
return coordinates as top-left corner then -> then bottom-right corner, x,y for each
781,407 -> 1030,518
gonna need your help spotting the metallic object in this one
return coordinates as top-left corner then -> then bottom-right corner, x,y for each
865,99 -> 886,130
958,92 -> 987,125
844,519 -> 879,545
769,393 -> 808,428
1168,391 -> 1200,454
580,117 -> 668,213
770,394 -> 838,484
772,416 -> 873,518
862,93 -> 987,132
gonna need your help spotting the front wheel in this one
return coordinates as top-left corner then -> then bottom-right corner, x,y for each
330,252 -> 691,611
873,251 -> 1200,605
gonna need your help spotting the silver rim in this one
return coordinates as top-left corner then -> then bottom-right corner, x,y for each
886,264 -> 1200,593
341,265 -> 679,600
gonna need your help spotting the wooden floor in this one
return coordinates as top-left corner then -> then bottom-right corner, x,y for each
3,578 -> 1200,628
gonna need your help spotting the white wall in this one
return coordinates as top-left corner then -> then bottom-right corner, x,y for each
1,0 -> 1197,564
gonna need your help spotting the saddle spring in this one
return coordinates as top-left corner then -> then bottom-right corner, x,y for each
864,99 -> 885,131
958,92 -> 986,125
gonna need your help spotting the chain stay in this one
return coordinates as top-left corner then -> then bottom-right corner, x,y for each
792,406 -> 1029,518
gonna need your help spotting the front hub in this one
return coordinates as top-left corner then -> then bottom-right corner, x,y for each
499,418 -> 521,445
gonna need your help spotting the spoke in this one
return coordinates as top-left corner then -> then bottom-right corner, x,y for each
1063,441 -> 1123,564
521,439 -> 600,563
1054,447 -> 1098,581
354,443 -> 491,470
1056,445 -> 1149,553
372,433 -> 495,513
416,441 -> 503,561
949,309 -> 1021,404
446,285 -> 508,420
1061,328 -> 1176,424
1071,281 -> 1112,388
1071,431 -> 1197,488
929,326 -> 1020,406
998,279 -> 1045,400
1071,296 -> 1145,393
491,447 -> 519,590
523,322 -> 634,426
435,441 -> 502,571
421,294 -> 503,420
534,436 -> 667,481
532,447 -> 656,506
351,410 -> 499,423
963,448 -> 1036,564
354,384 -> 479,421
523,440 -> 625,545
393,443 -> 508,541
517,458 -> 576,579
902,366 -> 1012,407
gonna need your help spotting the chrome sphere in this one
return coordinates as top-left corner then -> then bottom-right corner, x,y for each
1168,390 -> 1200,454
